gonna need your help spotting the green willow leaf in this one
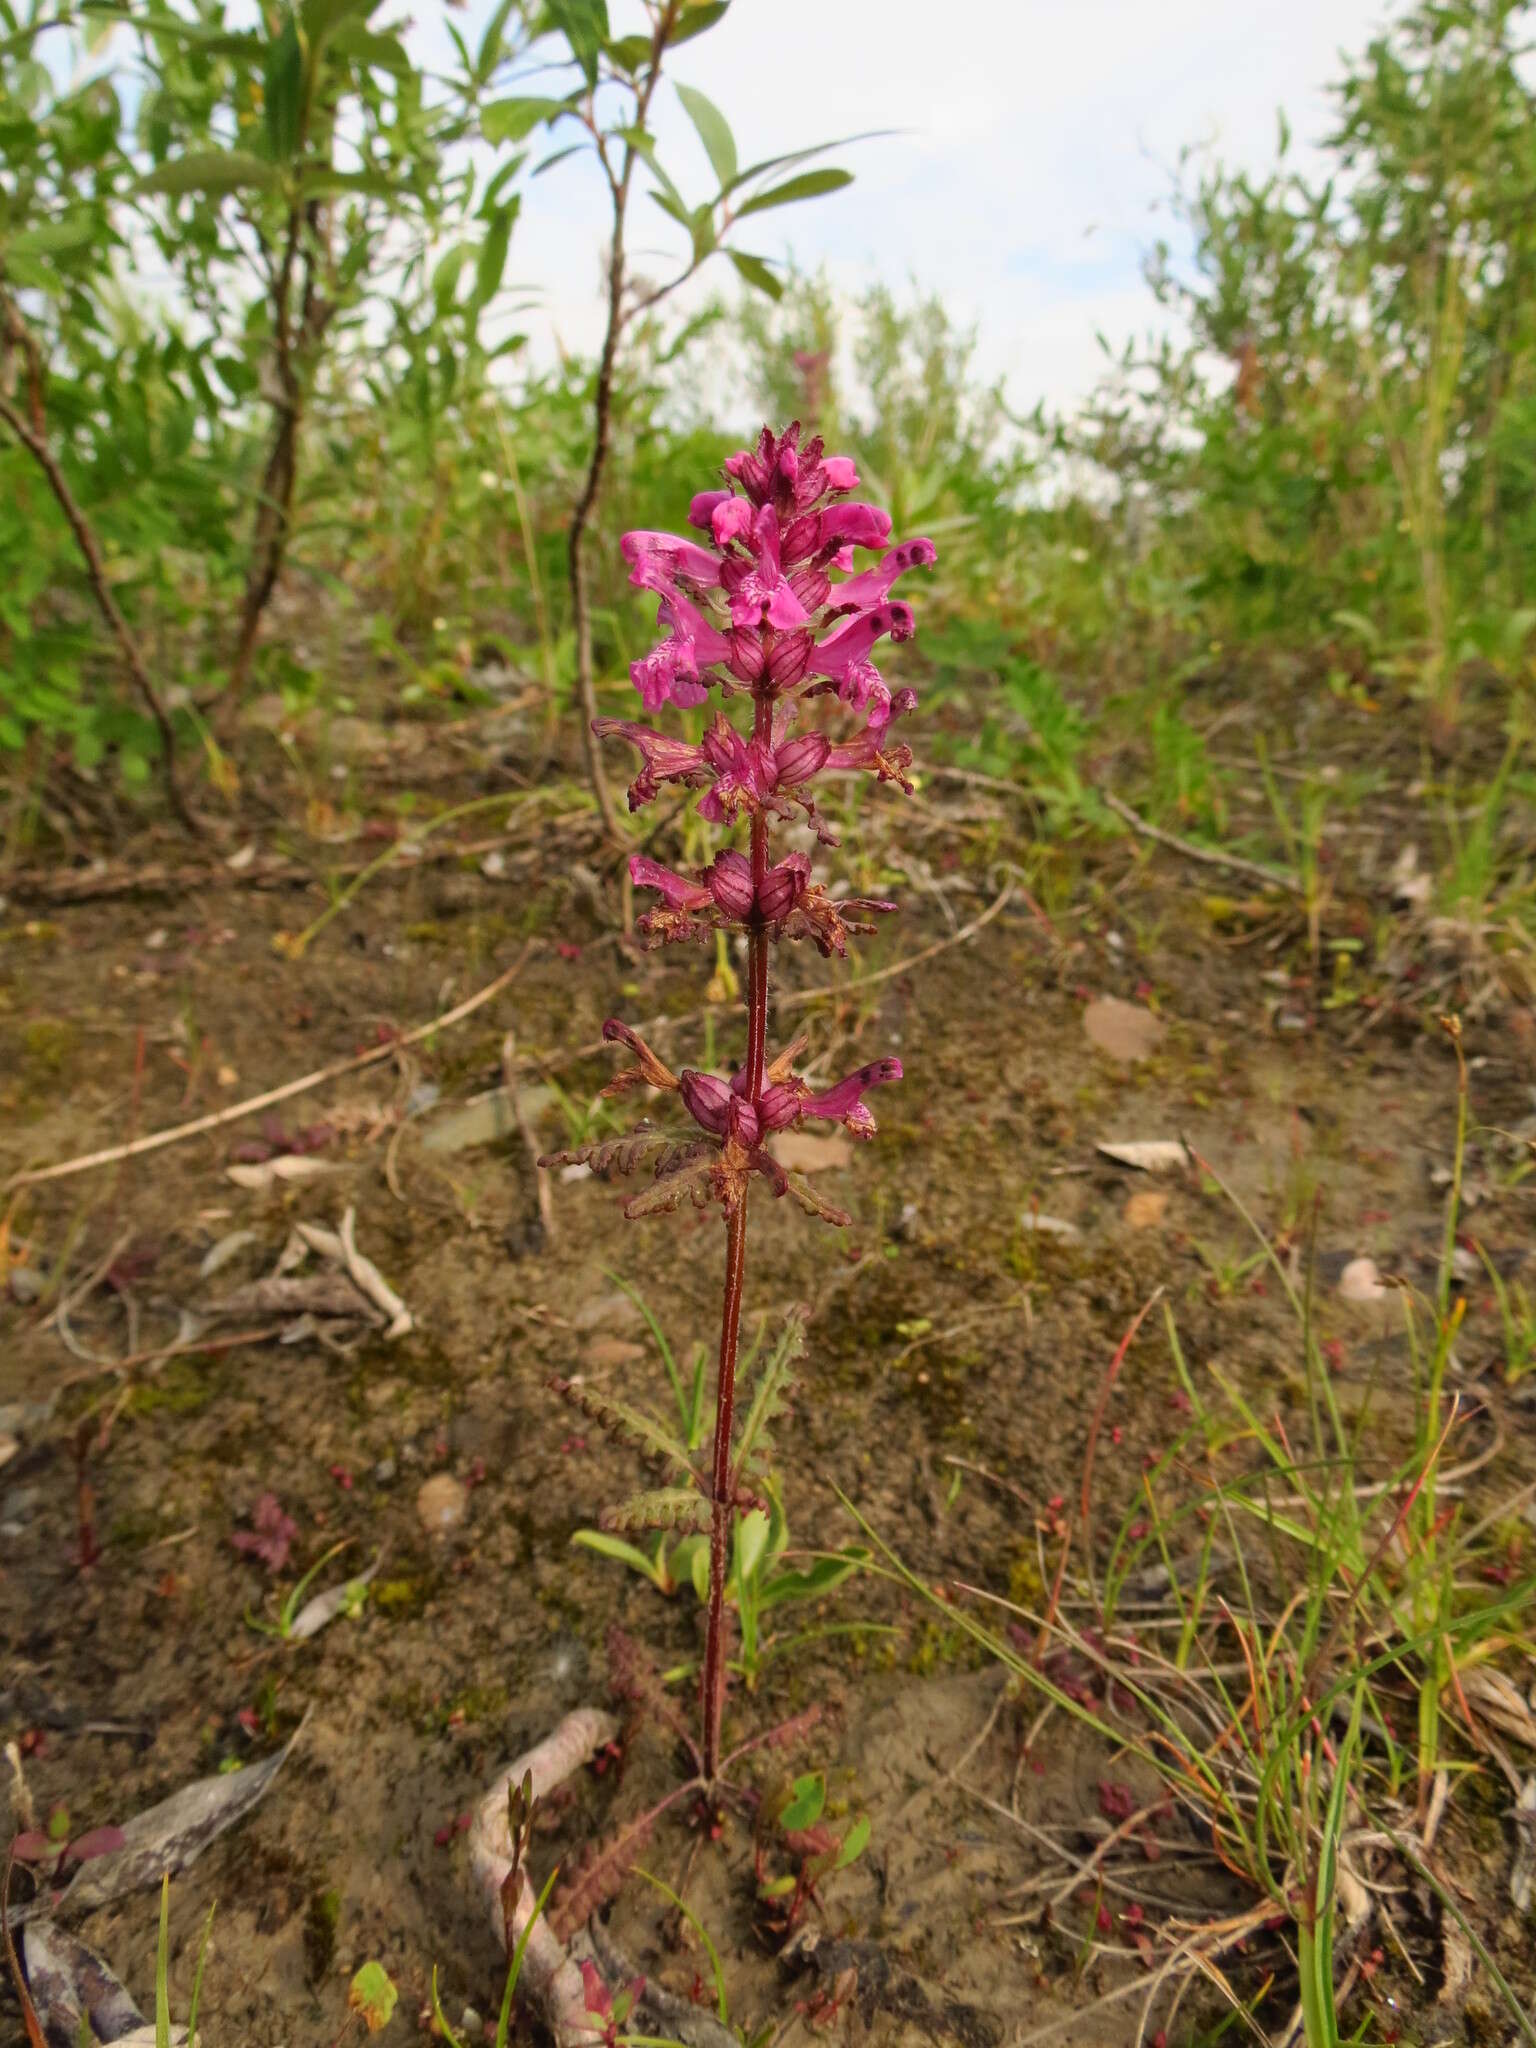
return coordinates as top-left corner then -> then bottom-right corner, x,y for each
727,248 -> 782,300
676,82 -> 736,188
137,151 -> 282,198
483,95 -> 566,145
735,167 -> 853,219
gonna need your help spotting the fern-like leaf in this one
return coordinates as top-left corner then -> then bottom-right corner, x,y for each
550,1808 -> 657,1944
733,1307 -> 806,1484
599,1487 -> 708,1534
623,1151 -> 717,1218
548,1377 -> 695,1478
782,1173 -> 851,1229
538,1123 -> 684,1180
607,1623 -> 699,1761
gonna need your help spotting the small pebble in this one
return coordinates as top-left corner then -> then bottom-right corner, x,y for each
372,1458 -> 396,1485
416,1473 -> 467,1537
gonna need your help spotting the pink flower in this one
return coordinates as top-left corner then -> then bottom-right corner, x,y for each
621,529 -> 721,594
720,505 -> 808,631
688,489 -> 732,531
628,856 -> 711,912
707,850 -> 755,919
810,502 -> 893,555
801,1057 -> 903,1137
710,497 -> 754,547
829,537 -> 937,613
629,590 -> 734,711
591,719 -> 708,810
811,602 -> 917,717
823,455 -> 858,491
758,852 -> 811,921
696,714 -> 776,822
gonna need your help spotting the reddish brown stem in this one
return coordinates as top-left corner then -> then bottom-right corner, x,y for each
701,1189 -> 750,1780
700,686 -> 776,1779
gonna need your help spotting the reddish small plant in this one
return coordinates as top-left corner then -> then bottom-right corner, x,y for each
545,423 -> 931,1779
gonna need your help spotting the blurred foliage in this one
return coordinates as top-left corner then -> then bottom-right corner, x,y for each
3,0 -> 1536,823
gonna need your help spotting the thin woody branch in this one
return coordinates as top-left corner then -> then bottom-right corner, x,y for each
0,311 -> 198,836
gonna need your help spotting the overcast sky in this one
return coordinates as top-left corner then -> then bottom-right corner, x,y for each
416,0 -> 1399,417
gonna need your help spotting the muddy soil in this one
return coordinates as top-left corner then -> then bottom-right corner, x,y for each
3,714 -> 1535,2047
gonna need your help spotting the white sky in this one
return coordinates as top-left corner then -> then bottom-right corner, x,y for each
416,0 -> 1400,416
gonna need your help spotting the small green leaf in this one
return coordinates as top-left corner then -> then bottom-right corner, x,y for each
546,0 -> 608,84
6,217 -> 97,257
483,95 -> 566,145
727,249 -> 782,299
532,143 -> 584,177
833,1814 -> 871,1870
666,1 -> 729,46
138,151 -> 282,199
349,1961 -> 398,2033
606,32 -> 652,70
263,15 -> 305,161
473,201 -> 518,308
155,1875 -> 171,2048
778,1771 -> 825,1832
735,167 -> 852,219
676,82 -> 736,187
330,23 -> 412,75
570,1529 -> 658,1576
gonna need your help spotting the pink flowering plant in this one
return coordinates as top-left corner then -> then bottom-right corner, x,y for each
546,422 -> 933,1780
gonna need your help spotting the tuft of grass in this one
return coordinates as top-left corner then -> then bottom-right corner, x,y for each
844,1028 -> 1536,2048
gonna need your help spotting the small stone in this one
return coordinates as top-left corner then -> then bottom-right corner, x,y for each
8,1267 -> 43,1304
458,2010 -> 482,2040
416,1474 -> 468,1537
372,1458 -> 397,1485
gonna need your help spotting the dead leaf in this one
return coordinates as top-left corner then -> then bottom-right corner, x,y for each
197,1228 -> 260,1279
1124,1190 -> 1170,1230
293,1208 -> 413,1339
225,841 -> 257,871
1018,1212 -> 1082,1242
1437,1918 -> 1474,2006
1338,1256 -> 1392,1303
1511,1777 -> 1535,1913
769,1131 -> 853,1173
1098,1139 -> 1187,1174
226,1156 -> 338,1191
207,1274 -> 377,1321
288,1550 -> 384,1642
21,1920 -> 144,2044
582,1337 -> 647,1372
1084,996 -> 1165,1064
36,1719 -> 307,1922
1460,1666 -> 1536,1749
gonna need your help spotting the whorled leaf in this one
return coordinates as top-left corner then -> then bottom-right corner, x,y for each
548,1377 -> 695,1478
598,1487 -> 708,1535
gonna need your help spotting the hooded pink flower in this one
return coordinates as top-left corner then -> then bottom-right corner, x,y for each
621,529 -> 721,595
810,601 -> 917,717
719,504 -> 809,632
591,718 -> 709,810
801,1056 -> 903,1137
829,537 -> 937,613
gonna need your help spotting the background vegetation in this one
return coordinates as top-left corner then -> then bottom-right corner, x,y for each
2,0 -> 1532,906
